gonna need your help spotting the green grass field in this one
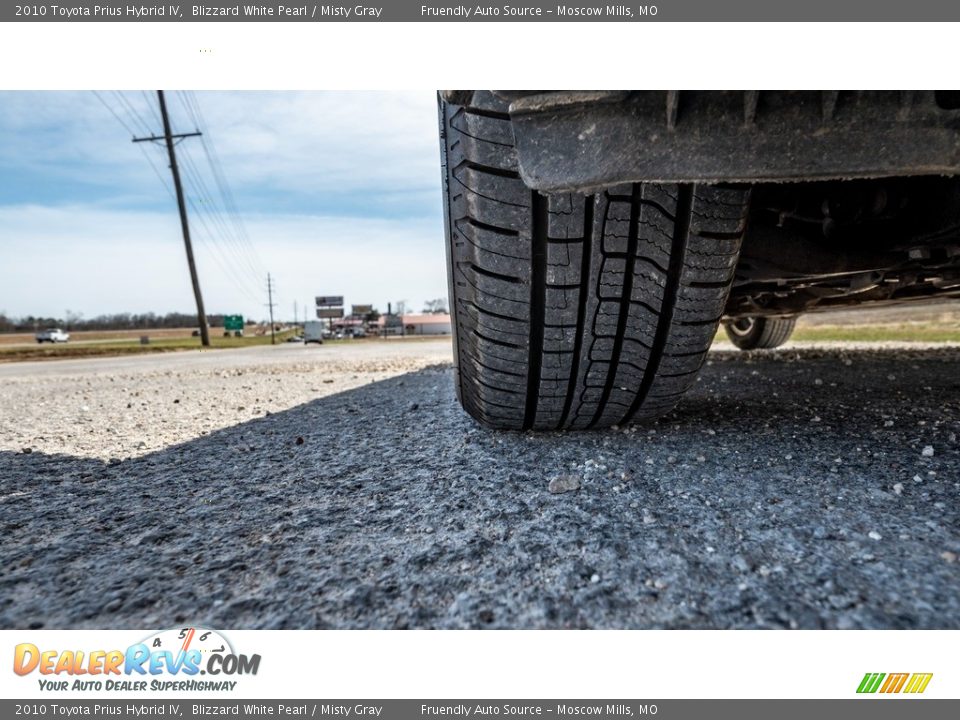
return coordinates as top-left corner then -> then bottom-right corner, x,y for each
2,318 -> 958,363
789,323 -> 960,343
0,329 -> 300,362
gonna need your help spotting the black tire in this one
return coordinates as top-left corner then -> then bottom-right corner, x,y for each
724,316 -> 797,350
440,92 -> 751,430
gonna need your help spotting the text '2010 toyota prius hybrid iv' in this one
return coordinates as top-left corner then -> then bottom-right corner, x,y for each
438,90 -> 960,430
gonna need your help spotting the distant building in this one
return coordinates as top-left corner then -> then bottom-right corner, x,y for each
403,313 -> 452,335
378,313 -> 452,336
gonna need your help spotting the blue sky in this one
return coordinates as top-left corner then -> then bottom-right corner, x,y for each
0,91 -> 447,321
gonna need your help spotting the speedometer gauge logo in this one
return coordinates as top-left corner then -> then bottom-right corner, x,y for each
142,627 -> 235,660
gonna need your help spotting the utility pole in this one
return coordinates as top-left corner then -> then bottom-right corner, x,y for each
266,273 -> 277,345
133,91 -> 209,347
294,300 -> 298,331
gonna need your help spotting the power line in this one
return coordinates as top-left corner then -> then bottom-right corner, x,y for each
92,91 -> 137,137
170,91 -> 266,282
93,91 -> 176,202
141,90 -> 164,128
184,195 -> 265,306
176,142 -> 263,284
112,91 -> 155,137
181,91 -> 267,277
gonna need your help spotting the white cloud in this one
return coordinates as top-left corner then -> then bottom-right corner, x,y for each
0,205 -> 447,320
0,91 -> 443,209
192,91 -> 442,197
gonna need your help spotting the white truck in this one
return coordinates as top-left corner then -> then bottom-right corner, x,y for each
303,321 -> 325,345
35,328 -> 70,343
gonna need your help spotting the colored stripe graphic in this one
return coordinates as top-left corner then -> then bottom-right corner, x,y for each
857,672 -> 933,694
880,673 -> 909,693
903,673 -> 934,694
857,673 -> 885,693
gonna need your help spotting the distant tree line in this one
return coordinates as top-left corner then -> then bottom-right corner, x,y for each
0,311 -> 256,333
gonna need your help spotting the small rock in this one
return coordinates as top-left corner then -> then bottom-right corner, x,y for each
548,474 -> 581,494
892,483 -> 904,495
295,436 -> 304,446
868,531 -> 882,541
173,399 -> 180,404
590,573 -> 600,584
21,447 -> 32,454
921,445 -> 935,457
941,551 -> 957,564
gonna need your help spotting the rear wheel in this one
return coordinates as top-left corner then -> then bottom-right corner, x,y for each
440,92 -> 751,430
724,316 -> 797,350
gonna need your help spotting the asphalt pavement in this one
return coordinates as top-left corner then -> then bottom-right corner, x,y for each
1,342 -> 958,629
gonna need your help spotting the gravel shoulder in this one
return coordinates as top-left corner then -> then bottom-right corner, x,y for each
0,340 -> 453,460
1,340 -> 958,629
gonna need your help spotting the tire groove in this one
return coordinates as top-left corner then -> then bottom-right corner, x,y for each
459,298 -> 525,323
454,158 -> 522,180
474,328 -> 524,350
523,191 -> 548,430
461,217 -> 520,237
604,196 -> 677,223
458,260 -> 523,284
620,184 -> 694,425
557,196 -> 596,430
587,184 -> 641,429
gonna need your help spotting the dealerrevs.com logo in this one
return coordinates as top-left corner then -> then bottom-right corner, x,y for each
857,673 -> 933,694
13,627 -> 260,692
